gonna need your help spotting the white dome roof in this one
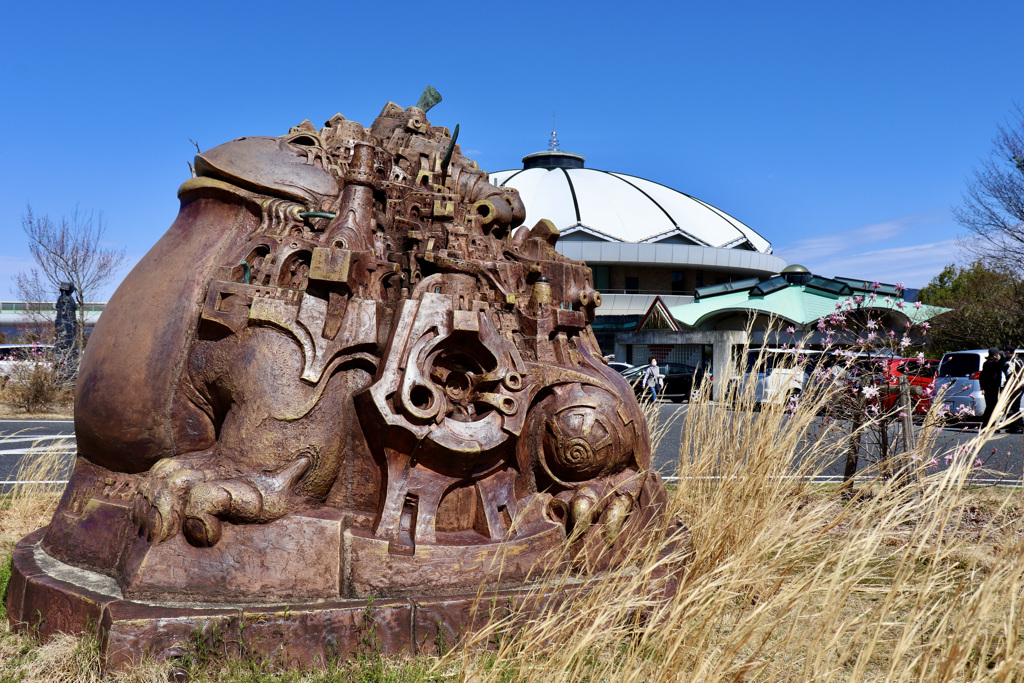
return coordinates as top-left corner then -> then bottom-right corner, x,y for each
489,152 -> 772,254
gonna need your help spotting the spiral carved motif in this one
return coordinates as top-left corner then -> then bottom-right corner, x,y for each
559,437 -> 599,473
528,383 -> 637,485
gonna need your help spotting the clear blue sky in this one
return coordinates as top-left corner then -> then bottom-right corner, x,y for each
2,1 -> 1021,299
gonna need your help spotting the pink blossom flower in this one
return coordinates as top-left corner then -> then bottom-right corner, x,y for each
975,459 -> 984,467
871,281 -> 881,290
786,326 -> 795,334
928,458 -> 938,469
896,300 -> 906,309
866,318 -> 878,329
895,282 -> 905,294
914,301 -> 923,309
862,385 -> 880,399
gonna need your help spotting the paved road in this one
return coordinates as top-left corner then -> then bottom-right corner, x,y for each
0,419 -> 76,486
649,402 -> 1024,485
2,408 -> 1021,490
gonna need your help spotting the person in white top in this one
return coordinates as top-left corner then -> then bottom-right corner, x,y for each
641,357 -> 663,402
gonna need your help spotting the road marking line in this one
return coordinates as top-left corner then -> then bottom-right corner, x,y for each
662,475 -> 1020,486
0,448 -> 77,456
0,435 -> 76,442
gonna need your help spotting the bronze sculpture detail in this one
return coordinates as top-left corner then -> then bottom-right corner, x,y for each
7,98 -> 683,666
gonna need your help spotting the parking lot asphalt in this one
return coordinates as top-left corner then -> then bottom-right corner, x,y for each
649,402 -> 1024,485
2,406 -> 1021,490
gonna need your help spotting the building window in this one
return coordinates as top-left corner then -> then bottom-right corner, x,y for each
625,276 -> 640,294
695,271 -> 704,289
671,271 -> 686,295
649,344 -> 672,363
592,265 -> 610,291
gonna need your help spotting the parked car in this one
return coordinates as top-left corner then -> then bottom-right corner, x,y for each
932,349 -> 1024,422
881,358 -> 938,415
731,349 -> 820,407
606,361 -> 634,374
0,343 -> 55,383
621,362 -> 709,402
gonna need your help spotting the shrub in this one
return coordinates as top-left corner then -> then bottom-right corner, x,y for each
3,345 -> 74,413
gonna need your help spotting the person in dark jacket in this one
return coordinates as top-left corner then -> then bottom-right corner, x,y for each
1002,346 -> 1023,433
980,348 -> 1004,429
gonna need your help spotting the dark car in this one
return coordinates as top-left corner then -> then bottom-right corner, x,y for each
621,363 -> 708,402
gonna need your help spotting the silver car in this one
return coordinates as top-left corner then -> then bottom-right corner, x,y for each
934,349 -> 1024,421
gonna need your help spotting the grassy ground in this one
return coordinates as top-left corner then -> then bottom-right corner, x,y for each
2,380 -> 1024,681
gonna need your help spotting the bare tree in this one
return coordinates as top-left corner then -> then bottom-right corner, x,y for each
956,104 -> 1024,279
13,205 -> 126,350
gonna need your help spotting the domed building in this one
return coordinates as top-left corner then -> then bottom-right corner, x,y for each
490,137 -> 786,364
491,138 -> 948,391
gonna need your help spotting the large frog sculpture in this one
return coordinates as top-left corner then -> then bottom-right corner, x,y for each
32,100 -> 679,604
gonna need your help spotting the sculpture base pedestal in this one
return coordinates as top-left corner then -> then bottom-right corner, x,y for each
6,528 -> 682,671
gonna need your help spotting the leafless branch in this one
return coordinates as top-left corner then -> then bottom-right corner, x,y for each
956,104 -> 1024,277
14,205 -> 127,350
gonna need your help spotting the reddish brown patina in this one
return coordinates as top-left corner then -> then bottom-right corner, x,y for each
7,100 -> 685,667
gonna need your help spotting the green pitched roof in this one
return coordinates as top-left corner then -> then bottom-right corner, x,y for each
669,285 -> 949,328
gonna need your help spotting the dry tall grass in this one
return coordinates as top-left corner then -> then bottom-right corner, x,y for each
1,437 -> 71,548
446,365 -> 1024,682
2,368 -> 1024,681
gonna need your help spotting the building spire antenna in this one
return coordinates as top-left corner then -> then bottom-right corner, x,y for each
548,112 -> 559,150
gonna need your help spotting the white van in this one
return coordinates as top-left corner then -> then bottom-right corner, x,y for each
732,349 -> 818,406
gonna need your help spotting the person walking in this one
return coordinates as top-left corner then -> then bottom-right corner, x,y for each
642,357 -> 663,402
980,348 -> 1004,430
1002,346 -> 1023,433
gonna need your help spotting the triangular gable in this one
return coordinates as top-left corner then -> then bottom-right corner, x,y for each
639,226 -> 708,246
636,296 -> 682,332
559,223 -> 620,242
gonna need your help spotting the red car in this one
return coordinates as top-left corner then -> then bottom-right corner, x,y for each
881,358 -> 938,415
